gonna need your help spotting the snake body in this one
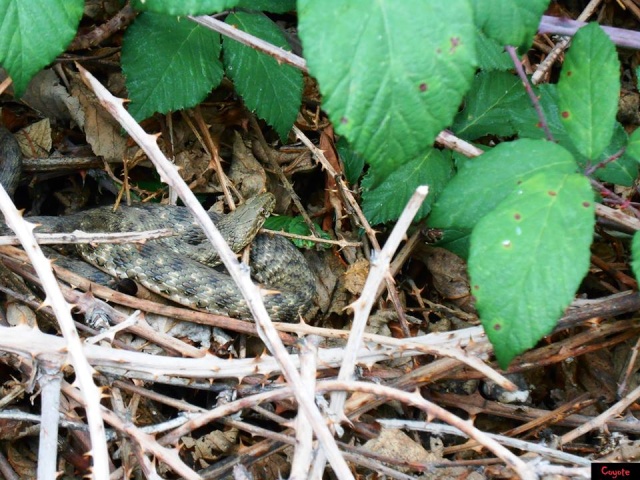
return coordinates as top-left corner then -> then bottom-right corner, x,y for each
0,128 -> 315,321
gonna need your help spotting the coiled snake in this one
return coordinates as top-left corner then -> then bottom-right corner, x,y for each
0,128 -> 315,321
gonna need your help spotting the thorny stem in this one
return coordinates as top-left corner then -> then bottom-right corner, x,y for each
584,146 -> 625,175
505,45 -> 555,142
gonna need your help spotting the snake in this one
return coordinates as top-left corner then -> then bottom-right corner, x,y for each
0,127 -> 316,321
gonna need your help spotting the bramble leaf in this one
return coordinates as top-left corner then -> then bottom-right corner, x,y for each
557,23 -> 620,160
122,13 -> 223,121
428,139 -> 578,231
362,148 -> 452,224
0,0 -> 83,96
223,12 -> 302,140
131,0 -> 239,15
471,0 -> 549,50
298,0 -> 476,186
469,172 -> 595,368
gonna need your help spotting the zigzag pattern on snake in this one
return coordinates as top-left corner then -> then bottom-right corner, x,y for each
0,127 -> 316,321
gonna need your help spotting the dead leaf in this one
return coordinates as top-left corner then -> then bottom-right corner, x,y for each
68,70 -> 127,162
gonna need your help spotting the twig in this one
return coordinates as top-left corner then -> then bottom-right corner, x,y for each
62,382 -> 200,480
0,228 -> 172,246
36,354 -> 64,480
188,14 -> 308,72
539,14 -> 640,50
329,187 -> 428,415
67,2 -> 136,51
532,0 -> 603,84
77,64 -> 355,479
310,187 -> 428,477
290,336 -> 321,479
506,45 -> 554,142
250,116 -> 320,236
261,227 -> 361,248
560,383 -> 640,445
380,419 -> 589,467
0,184 -> 109,478
584,147 -> 626,175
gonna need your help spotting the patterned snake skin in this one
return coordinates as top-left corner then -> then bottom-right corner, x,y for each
0,128 -> 315,321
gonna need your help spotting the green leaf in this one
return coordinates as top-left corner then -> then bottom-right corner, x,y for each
557,23 -> 620,160
362,149 -> 452,224
336,137 -> 365,186
263,216 -> 330,249
632,231 -> 640,281
433,229 -> 473,259
475,28 -> 513,71
0,0 -> 83,96
131,0 -> 239,15
626,127 -> 640,164
590,123 -> 637,187
453,71 -> 528,139
428,139 -> 578,231
122,13 -> 223,121
298,0 -> 476,186
469,172 -> 595,368
471,0 -> 549,50
223,12 -> 303,140
515,83 -> 573,147
236,0 -> 296,13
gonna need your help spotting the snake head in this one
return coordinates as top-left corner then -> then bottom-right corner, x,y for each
217,193 -> 276,251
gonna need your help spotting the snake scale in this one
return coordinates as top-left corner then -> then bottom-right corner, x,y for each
0,128 -> 315,321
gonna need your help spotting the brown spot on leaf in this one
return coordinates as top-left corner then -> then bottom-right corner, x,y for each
514,213 -> 521,220
340,117 -> 348,124
566,70 -> 572,77
493,323 -> 502,331
450,37 -> 460,52
582,201 -> 591,208
548,191 -> 557,196
561,111 -> 570,118
419,82 -> 428,92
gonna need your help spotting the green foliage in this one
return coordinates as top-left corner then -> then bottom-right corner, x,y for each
263,216 -> 330,249
131,0 -> 240,15
223,12 -> 302,140
453,71 -> 530,139
237,0 -> 296,13
362,149 -> 452,225
0,1 -> 302,138
0,0 -> 83,96
298,0 -> 477,187
122,13 -> 223,122
627,127 -> 640,163
428,139 -> 578,256
471,0 -> 550,51
2,1 -> 639,368
469,172 -> 595,368
336,138 -> 365,186
557,23 -> 620,160
632,232 -> 640,281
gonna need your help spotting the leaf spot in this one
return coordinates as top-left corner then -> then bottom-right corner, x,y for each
419,82 -> 428,92
514,213 -> 521,220
561,111 -> 570,119
502,240 -> 512,248
566,70 -> 572,77
493,323 -> 502,331
473,285 -> 479,291
582,201 -> 591,208
548,190 -> 557,196
340,116 -> 349,125
450,37 -> 460,52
